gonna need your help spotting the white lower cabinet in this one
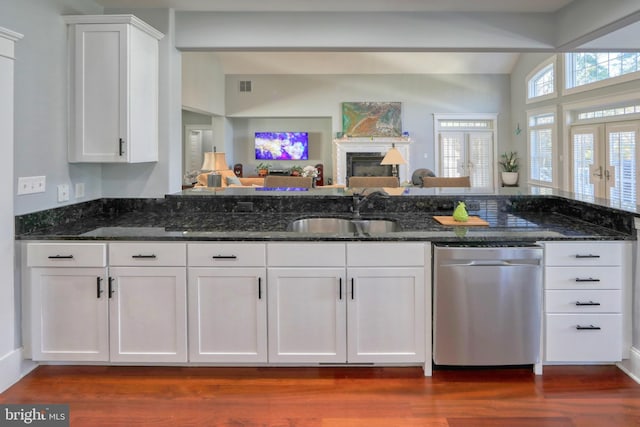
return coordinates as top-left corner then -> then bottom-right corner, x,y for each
27,243 -> 109,361
27,242 -> 187,363
267,242 -> 428,366
108,243 -> 187,363
187,243 -> 267,363
543,241 -> 626,363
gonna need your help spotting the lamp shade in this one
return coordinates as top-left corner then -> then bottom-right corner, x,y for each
380,144 -> 406,165
201,151 -> 228,171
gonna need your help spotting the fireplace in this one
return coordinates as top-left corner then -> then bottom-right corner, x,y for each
347,152 -> 392,178
333,137 -> 412,185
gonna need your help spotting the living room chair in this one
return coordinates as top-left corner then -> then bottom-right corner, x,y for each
422,176 -> 471,188
348,176 -> 400,188
264,175 -> 314,188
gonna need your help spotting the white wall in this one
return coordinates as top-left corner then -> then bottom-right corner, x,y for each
225,73 -> 512,175
182,52 -> 225,115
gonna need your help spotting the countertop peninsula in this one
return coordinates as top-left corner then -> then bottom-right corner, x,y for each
15,186 -> 638,243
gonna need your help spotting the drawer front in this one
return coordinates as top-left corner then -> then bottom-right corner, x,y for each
545,289 -> 622,313
545,314 -> 622,362
267,243 -> 345,267
545,266 -> 622,290
27,243 -> 106,267
346,242 -> 425,267
544,242 -> 622,266
188,243 -> 266,267
109,243 -> 186,266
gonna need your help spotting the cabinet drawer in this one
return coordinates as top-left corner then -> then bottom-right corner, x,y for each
347,242 -> 425,267
188,243 -> 266,267
545,266 -> 622,290
544,242 -> 622,266
109,243 -> 186,266
545,314 -> 622,362
267,243 -> 345,267
27,243 -> 106,267
545,290 -> 621,313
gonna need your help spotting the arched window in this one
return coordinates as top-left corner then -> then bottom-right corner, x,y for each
527,57 -> 556,102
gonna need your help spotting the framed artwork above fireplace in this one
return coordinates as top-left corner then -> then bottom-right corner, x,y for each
342,102 -> 402,137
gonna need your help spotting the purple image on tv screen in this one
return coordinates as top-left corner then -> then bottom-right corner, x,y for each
255,132 -> 309,160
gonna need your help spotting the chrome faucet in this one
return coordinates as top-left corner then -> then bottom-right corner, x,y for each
351,190 -> 389,217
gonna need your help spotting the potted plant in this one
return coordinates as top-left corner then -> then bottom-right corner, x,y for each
289,165 -> 304,176
256,162 -> 271,176
499,151 -> 519,186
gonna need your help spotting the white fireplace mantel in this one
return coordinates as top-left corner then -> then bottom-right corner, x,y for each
332,137 -> 412,185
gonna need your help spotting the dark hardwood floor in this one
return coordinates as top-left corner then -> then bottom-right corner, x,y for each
1,365 -> 640,426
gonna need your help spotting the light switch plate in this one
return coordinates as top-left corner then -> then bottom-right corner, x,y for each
17,176 -> 46,195
75,183 -> 85,198
57,184 -> 70,202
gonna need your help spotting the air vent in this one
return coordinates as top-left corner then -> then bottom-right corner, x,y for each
239,80 -> 252,93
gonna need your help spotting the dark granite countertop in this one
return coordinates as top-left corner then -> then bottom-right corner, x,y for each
15,187 -> 637,243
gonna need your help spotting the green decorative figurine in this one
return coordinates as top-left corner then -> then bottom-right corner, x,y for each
453,201 -> 469,222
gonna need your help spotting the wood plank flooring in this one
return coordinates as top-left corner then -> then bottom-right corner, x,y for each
1,365 -> 640,426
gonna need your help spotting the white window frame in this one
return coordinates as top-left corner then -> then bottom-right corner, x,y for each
526,56 -> 557,104
526,107 -> 557,188
564,52 -> 640,96
433,113 -> 498,193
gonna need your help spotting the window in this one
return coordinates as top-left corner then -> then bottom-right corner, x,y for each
565,52 -> 640,92
577,104 -> 640,121
434,115 -> 497,192
527,110 -> 555,186
526,57 -> 556,102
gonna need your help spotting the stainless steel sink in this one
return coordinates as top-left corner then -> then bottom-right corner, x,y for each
288,217 -> 399,234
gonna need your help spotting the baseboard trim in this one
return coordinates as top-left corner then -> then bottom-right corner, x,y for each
0,348 -> 37,393
617,346 -> 640,384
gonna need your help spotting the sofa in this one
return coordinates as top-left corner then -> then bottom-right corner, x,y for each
195,170 -> 264,188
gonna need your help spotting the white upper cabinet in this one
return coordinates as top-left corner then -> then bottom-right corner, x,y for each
65,15 -> 163,163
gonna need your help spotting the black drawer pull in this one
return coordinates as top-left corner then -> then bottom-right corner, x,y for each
108,277 -> 115,298
575,301 -> 601,306
212,255 -> 238,260
132,254 -> 157,259
575,254 -> 600,259
339,278 -> 342,300
575,277 -> 600,282
119,138 -> 125,156
258,277 -> 262,300
48,255 -> 74,259
576,325 -> 601,330
96,277 -> 103,298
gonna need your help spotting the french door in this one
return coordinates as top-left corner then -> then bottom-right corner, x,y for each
570,121 -> 639,209
438,131 -> 494,192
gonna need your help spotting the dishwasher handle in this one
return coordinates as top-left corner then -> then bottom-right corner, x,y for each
442,259 -> 541,267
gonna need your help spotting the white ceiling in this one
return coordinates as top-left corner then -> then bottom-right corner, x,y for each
95,0 -> 574,13
95,0 -> 637,75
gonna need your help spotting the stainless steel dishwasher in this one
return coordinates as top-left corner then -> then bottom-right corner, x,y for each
433,244 -> 543,366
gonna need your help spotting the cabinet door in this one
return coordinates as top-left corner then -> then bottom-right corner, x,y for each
69,22 -> 158,163
109,267 -> 187,362
267,268 -> 346,363
188,267 -> 267,363
31,267 -> 109,361
347,268 -> 425,363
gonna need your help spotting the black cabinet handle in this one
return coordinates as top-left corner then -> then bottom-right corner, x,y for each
575,277 -> 601,282
575,301 -> 601,306
108,277 -> 115,298
576,325 -> 601,330
48,255 -> 74,259
212,255 -> 238,260
119,138 -> 125,156
339,278 -> 342,300
258,277 -> 262,300
132,254 -> 157,259
351,278 -> 355,300
96,277 -> 103,298
575,254 -> 600,259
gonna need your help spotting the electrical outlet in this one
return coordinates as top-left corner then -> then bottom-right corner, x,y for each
17,176 -> 46,195
75,183 -> 85,198
57,184 -> 70,202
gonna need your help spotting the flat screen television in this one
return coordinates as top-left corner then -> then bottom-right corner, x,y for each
255,131 -> 309,160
